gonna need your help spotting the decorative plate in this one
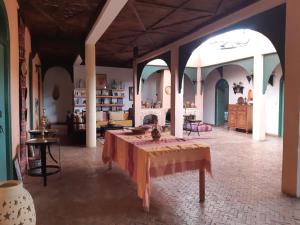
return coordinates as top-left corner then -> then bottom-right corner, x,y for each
165,86 -> 171,95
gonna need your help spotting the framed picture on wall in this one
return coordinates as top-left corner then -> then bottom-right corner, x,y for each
96,74 -> 107,89
129,86 -> 133,101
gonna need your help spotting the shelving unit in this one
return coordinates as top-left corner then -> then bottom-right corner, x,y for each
73,88 -> 125,112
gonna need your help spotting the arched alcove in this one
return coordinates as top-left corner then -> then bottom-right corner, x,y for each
140,59 -> 171,110
179,5 -> 285,93
44,67 -> 73,123
203,65 -> 250,125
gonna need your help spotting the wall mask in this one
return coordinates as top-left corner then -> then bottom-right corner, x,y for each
52,85 -> 60,100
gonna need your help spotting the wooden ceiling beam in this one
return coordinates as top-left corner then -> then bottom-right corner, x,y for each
148,0 -> 192,29
136,0 -> 214,15
128,0 -> 156,47
215,0 -> 225,15
151,14 -> 212,31
19,0 -> 65,32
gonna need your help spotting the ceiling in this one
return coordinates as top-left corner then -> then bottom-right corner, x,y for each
19,0 -> 107,67
19,0 -> 259,69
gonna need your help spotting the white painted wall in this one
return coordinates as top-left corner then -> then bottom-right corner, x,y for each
74,65 -> 133,110
265,64 -> 282,135
44,67 -> 73,123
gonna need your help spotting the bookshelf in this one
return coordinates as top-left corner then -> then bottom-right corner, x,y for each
73,88 -> 125,112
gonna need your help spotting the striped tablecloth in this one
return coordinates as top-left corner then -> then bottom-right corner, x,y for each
102,130 -> 211,210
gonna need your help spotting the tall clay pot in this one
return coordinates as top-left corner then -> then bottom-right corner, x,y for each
0,180 -> 36,225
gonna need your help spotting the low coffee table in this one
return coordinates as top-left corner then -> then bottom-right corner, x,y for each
97,124 -> 124,137
186,119 -> 202,136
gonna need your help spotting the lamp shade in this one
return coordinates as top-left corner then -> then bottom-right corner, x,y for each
0,180 -> 36,225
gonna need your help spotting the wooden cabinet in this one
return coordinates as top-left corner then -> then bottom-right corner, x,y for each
228,104 -> 252,133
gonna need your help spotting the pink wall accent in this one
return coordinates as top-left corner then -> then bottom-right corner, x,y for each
4,0 -> 42,158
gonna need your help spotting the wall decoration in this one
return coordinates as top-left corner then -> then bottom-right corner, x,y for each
18,12 -> 27,175
246,74 -> 254,84
52,84 -> 60,100
232,82 -> 244,94
268,74 -> 274,86
165,86 -> 171,95
129,86 -> 134,101
96,74 -> 107,89
247,89 -> 253,101
35,98 -> 39,114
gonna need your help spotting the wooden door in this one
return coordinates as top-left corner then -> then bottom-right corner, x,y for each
0,43 -> 7,180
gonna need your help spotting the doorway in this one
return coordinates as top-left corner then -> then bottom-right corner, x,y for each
278,76 -> 284,137
215,79 -> 229,126
0,2 -> 12,181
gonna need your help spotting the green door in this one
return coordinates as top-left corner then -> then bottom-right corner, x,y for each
278,76 -> 284,137
215,79 -> 229,126
0,43 -> 7,180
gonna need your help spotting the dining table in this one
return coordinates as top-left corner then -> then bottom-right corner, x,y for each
102,130 -> 211,211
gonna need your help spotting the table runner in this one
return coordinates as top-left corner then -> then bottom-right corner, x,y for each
102,130 -> 211,210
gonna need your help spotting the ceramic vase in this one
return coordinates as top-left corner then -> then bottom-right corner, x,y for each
151,124 -> 161,141
0,180 -> 36,225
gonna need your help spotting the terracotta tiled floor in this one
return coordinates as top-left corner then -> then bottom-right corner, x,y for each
24,128 -> 300,225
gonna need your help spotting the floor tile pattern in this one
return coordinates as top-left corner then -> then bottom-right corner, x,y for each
24,129 -> 300,225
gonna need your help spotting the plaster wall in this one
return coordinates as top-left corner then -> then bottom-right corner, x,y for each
141,73 -> 159,104
183,75 -> 195,104
24,27 -> 42,130
265,65 -> 282,135
44,67 -> 73,123
3,0 -> 19,157
3,0 -> 42,157
74,65 -> 133,110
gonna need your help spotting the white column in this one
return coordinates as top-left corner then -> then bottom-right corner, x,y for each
282,0 -> 300,197
252,54 -> 266,141
170,47 -> 184,137
133,60 -> 142,127
195,67 -> 203,121
85,44 -> 97,147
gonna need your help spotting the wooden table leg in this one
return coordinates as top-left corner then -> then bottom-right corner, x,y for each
41,144 -> 47,186
108,161 -> 112,170
199,169 -> 205,202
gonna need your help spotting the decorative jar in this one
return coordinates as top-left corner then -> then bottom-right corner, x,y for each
0,180 -> 36,225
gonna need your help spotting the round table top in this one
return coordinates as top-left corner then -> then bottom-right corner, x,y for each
28,129 -> 57,134
26,137 -> 59,145
187,119 -> 202,123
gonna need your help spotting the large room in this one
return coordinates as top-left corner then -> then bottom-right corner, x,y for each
0,0 -> 300,225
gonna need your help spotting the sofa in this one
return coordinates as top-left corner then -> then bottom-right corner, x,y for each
96,111 -> 132,128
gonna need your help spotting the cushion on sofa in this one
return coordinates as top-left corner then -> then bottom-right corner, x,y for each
109,111 -> 124,121
96,111 -> 106,121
